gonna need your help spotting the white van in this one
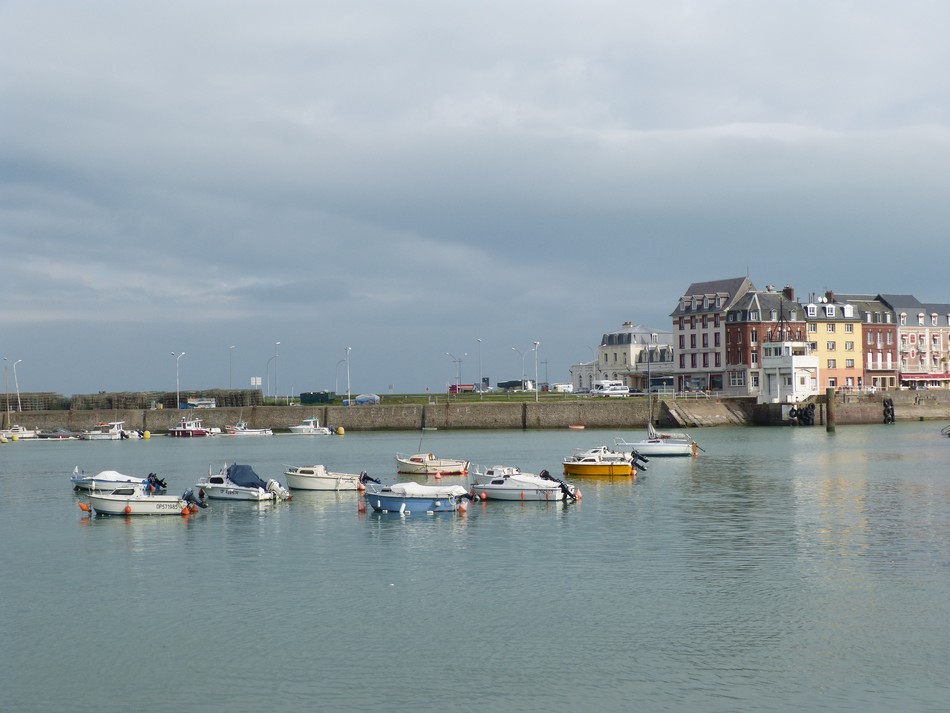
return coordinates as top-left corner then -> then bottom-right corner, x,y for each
590,381 -> 630,398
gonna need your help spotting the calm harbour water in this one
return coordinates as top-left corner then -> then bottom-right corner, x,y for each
2,423 -> 949,713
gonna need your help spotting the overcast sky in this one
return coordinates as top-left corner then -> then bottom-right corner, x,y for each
3,1 -> 949,398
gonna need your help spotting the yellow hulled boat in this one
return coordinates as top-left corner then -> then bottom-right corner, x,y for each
562,446 -> 635,477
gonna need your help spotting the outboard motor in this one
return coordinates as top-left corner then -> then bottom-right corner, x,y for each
359,471 -> 381,485
147,473 -> 168,491
182,488 -> 208,508
265,479 -> 291,500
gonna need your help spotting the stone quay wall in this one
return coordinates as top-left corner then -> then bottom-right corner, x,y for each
4,391 -> 950,434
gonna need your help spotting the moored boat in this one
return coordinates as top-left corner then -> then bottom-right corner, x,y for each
80,483 -> 205,516
70,466 -> 167,493
80,421 -> 140,440
0,424 -> 38,440
168,417 -> 212,437
287,417 -> 335,435
471,465 -> 579,501
225,420 -> 273,436
615,423 -> 698,457
196,463 -> 291,501
363,481 -> 474,514
395,452 -> 470,476
283,464 -> 379,491
562,446 -> 636,477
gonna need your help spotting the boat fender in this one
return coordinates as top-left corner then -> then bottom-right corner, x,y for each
124,505 -> 132,514
788,407 -> 798,418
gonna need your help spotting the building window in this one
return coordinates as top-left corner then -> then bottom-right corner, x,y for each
867,332 -> 874,345
679,335 -> 685,348
714,333 -> 721,347
690,335 -> 697,348
827,323 -> 836,333
751,373 -> 759,387
807,305 -> 817,317
828,359 -> 837,369
751,351 -> 758,365
729,371 -> 745,387
703,353 -> 709,368
900,313 -> 907,326
846,359 -> 855,368
715,314 -> 721,327
702,315 -> 708,328
845,341 -> 854,351
702,334 -> 709,348
751,328 -> 758,343
715,353 -> 721,367
808,323 -> 817,333
827,341 -> 836,351
690,354 -> 697,368
845,324 -> 854,333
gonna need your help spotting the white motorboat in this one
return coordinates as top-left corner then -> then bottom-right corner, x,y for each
395,452 -> 470,476
471,465 -> 579,502
287,417 -> 334,436
70,466 -> 167,493
0,424 -> 38,440
196,463 -> 291,501
225,420 -> 273,436
615,423 -> 698,457
80,421 -> 140,440
80,483 -> 205,516
283,465 -> 379,491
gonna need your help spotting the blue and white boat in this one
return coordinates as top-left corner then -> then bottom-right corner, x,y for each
363,481 -> 473,514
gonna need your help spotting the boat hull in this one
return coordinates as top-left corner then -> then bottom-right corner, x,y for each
88,494 -> 188,516
474,486 -> 572,501
284,468 -> 362,491
395,453 -> 470,476
364,493 -> 461,513
196,483 -> 278,501
562,462 -> 633,477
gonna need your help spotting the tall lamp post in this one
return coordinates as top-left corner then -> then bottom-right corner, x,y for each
229,346 -> 235,390
3,357 -> 9,429
533,341 -> 540,402
345,346 -> 352,403
335,358 -> 346,396
13,359 -> 22,411
274,341 -> 281,403
512,346 -> 534,391
171,352 -> 185,409
476,338 -> 482,398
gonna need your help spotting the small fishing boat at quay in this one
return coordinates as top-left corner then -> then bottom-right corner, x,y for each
287,417 -> 336,435
80,421 -> 140,440
225,420 -> 273,436
168,417 -> 213,437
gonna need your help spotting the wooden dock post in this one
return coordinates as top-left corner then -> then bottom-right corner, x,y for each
825,388 -> 836,432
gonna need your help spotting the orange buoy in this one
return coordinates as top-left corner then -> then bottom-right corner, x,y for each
124,505 -> 132,514
181,508 -> 189,517
358,483 -> 366,491
521,491 -> 526,500
78,502 -> 91,512
481,491 -> 488,501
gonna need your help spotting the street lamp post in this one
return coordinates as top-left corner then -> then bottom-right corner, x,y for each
3,357 -> 9,429
533,341 -> 540,401
229,346 -> 235,390
13,359 -> 22,411
171,352 -> 185,409
476,338 -> 482,398
335,358 -> 346,396
266,355 -> 277,399
345,347 -> 352,403
274,341 -> 281,403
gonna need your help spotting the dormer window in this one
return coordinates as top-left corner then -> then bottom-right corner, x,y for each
703,296 -> 710,310
770,310 -> 777,321
807,304 -> 817,318
932,314 -> 938,326
825,305 -> 835,318
843,305 -> 853,318
918,313 -> 925,326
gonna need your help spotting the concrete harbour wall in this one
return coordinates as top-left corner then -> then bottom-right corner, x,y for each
4,392 -> 950,434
